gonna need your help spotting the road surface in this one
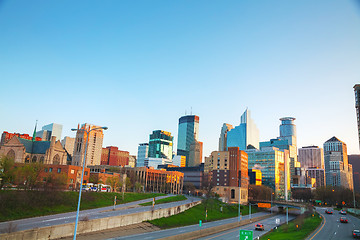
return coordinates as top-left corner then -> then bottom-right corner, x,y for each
0,195 -> 200,233
307,207 -> 360,240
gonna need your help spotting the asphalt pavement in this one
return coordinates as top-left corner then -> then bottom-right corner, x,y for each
307,207 -> 360,240
0,194 -> 200,233
108,212 -> 272,240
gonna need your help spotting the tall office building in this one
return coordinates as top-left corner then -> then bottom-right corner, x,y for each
148,130 -> 173,159
247,147 -> 291,200
324,136 -> 353,189
188,140 -> 203,167
227,109 -> 259,150
136,143 -> 149,167
261,117 -> 299,185
218,123 -> 233,151
354,84 -> 360,149
177,115 -> 199,163
72,123 -> 105,167
36,123 -> 63,141
61,136 -> 75,157
298,146 -> 324,169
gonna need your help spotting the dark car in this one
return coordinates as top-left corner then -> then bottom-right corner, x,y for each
255,223 -> 264,231
340,217 -> 348,223
353,229 -> 360,238
340,210 -> 347,215
325,209 -> 333,214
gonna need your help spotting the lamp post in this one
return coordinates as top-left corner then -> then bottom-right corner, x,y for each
271,191 -> 274,214
71,125 -> 108,240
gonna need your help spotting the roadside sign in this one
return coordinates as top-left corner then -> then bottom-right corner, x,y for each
315,200 -> 321,203
342,201 -> 345,205
258,203 -> 271,208
276,218 -> 280,224
199,220 -> 202,227
239,230 -> 253,240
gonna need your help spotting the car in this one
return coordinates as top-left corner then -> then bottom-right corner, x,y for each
255,223 -> 264,231
353,229 -> 360,239
340,217 -> 348,223
325,209 -> 333,214
340,210 -> 347,215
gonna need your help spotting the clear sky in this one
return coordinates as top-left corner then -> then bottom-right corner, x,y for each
1,0 -> 360,157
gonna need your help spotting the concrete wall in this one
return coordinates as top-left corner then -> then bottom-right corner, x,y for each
0,201 -> 201,240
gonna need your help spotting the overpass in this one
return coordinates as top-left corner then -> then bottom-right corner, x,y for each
249,199 -> 307,214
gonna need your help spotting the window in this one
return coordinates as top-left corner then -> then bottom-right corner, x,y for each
70,179 -> 74,183
44,168 -> 48,172
57,168 -> 61,173
49,168 -> 53,172
71,169 -> 75,174
231,189 -> 235,198
84,171 -> 88,176
217,183 -> 219,186
217,178 -> 219,182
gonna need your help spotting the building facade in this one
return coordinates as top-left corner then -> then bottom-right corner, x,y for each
298,146 -> 324,169
188,140 -> 203,167
101,146 -> 129,166
72,123 -> 105,167
177,115 -> 199,163
226,109 -> 259,150
0,136 -> 67,165
324,136 -> 353,190
61,136 -> 75,157
148,130 -> 173,159
218,123 -> 233,151
136,143 -> 149,167
36,123 -> 63,141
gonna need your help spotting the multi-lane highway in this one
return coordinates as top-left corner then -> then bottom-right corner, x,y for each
109,212 -> 274,240
307,207 -> 360,240
0,195 -> 199,233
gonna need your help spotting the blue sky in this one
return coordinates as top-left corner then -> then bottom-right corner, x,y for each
1,0 -> 360,157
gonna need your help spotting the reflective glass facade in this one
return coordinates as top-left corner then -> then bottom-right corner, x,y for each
177,115 -> 199,161
148,130 -> 173,159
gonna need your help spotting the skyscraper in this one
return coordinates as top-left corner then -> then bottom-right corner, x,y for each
72,123 -> 105,167
188,140 -> 203,167
148,130 -> 173,159
218,123 -> 233,151
324,136 -> 353,189
354,84 -> 360,149
136,143 -> 149,167
177,115 -> 199,163
298,146 -> 324,169
227,109 -> 259,150
36,123 -> 63,141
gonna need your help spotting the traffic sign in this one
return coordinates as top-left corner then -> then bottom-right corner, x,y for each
239,230 -> 253,240
258,203 -> 271,208
199,220 -> 202,227
315,200 -> 321,203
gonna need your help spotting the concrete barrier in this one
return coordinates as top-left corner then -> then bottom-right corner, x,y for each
158,214 -> 276,240
0,201 -> 201,240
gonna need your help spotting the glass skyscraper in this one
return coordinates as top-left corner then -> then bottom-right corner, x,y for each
177,115 -> 199,163
226,109 -> 259,150
148,130 -> 173,159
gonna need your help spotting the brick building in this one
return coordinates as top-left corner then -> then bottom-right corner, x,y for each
101,146 -> 129,166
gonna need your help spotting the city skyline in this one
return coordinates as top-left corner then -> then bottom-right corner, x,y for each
1,1 -> 360,157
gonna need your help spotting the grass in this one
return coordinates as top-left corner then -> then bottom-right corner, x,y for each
260,212 -> 322,240
0,190 -> 165,222
139,195 -> 187,206
148,198 -> 259,229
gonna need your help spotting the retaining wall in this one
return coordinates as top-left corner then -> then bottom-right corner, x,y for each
0,201 -> 201,240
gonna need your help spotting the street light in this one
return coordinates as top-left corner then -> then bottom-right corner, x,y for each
232,177 -> 241,222
271,191 -> 274,214
71,125 -> 108,240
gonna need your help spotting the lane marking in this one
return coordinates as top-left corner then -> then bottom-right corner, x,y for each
308,212 -> 326,240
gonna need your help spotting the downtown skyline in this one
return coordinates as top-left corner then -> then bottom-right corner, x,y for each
1,1 -> 360,157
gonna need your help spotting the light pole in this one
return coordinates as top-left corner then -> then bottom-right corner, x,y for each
71,125 -> 108,240
271,191 -> 274,214
232,177 -> 241,222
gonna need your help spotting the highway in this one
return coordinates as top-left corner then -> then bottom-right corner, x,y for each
307,207 -> 360,240
109,212 -> 273,240
0,195 -> 200,233
196,214 -> 295,240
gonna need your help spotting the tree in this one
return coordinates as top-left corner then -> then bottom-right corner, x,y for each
17,162 -> 44,190
0,156 -> 16,189
106,176 -> 120,192
248,184 -> 273,201
134,182 -> 143,193
43,173 -> 68,191
183,182 -> 196,195
89,174 -> 103,184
